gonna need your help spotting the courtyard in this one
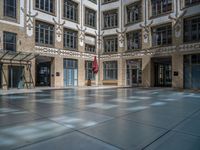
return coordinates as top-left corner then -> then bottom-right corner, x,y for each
0,88 -> 200,150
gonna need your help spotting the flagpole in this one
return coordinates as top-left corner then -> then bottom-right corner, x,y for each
97,0 -> 101,86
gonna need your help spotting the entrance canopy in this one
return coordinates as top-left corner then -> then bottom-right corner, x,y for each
0,50 -> 39,64
0,50 -> 39,89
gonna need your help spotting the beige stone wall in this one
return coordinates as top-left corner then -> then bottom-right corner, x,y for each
172,53 -> 184,88
142,56 -> 151,87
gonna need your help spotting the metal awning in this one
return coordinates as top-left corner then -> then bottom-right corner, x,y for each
0,50 -> 39,89
0,50 -> 39,64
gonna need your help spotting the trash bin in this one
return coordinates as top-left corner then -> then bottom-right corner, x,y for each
87,79 -> 91,86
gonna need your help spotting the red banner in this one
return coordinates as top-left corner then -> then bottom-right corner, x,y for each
92,56 -> 98,74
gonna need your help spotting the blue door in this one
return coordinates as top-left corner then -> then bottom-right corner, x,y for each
63,59 -> 78,86
184,54 -> 200,89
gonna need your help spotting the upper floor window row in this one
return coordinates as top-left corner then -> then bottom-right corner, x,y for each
126,2 -> 142,25
103,35 -> 118,53
185,0 -> 200,6
151,0 -> 172,17
184,15 -> 200,43
3,32 -> 17,52
35,0 -> 54,14
102,0 -> 118,4
35,21 -> 54,46
152,24 -> 172,47
103,10 -> 118,29
4,0 -> 17,19
126,30 -> 141,51
64,0 -> 78,22
89,0 -> 97,4
85,7 -> 96,28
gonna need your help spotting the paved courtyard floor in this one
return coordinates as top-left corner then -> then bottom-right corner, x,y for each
0,88 -> 200,150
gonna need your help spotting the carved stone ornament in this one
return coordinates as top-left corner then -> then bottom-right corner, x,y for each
139,20 -> 153,44
76,25 -> 87,46
116,28 -> 127,47
21,0 -> 38,37
169,10 -> 187,38
53,18 -> 65,42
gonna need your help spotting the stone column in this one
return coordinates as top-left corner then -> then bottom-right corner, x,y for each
78,58 -> 85,86
172,53 -> 184,89
142,55 -> 151,87
118,58 -> 126,86
2,65 -> 8,90
54,57 -> 64,87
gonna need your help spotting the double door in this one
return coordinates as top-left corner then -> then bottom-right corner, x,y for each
64,59 -> 78,86
154,63 -> 172,87
8,66 -> 24,88
127,60 -> 142,86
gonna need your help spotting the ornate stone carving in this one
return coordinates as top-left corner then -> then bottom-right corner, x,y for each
21,0 -> 38,37
116,28 -> 127,47
52,18 -> 65,42
169,0 -> 187,38
140,20 -> 153,43
76,25 -> 87,46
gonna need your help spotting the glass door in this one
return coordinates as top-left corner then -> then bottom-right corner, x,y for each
64,59 -> 78,86
0,64 -> 2,88
127,60 -> 142,86
155,63 -> 172,87
8,66 -> 24,88
36,62 -> 51,86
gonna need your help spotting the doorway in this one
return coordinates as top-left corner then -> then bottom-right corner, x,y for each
153,57 -> 172,87
8,66 -> 24,88
36,56 -> 52,86
63,59 -> 78,86
126,60 -> 142,86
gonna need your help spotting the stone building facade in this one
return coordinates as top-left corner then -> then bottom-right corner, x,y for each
0,0 -> 200,89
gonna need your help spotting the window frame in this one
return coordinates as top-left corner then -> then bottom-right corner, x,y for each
35,0 -> 55,15
103,35 -> 118,53
3,0 -> 17,19
63,28 -> 78,50
63,0 -> 79,23
103,61 -> 118,80
35,20 -> 55,47
85,7 -> 97,29
126,30 -> 142,51
151,23 -> 172,47
125,1 -> 142,26
3,31 -> 17,52
183,15 -> 200,43
103,9 -> 118,29
150,0 -> 173,18
85,61 -> 95,80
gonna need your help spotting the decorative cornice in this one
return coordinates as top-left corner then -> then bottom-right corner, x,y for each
34,42 -> 200,59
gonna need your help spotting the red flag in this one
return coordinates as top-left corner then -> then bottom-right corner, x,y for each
92,56 -> 98,74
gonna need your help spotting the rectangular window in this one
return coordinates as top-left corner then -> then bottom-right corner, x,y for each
185,0 -> 200,6
4,0 -> 17,19
104,36 -> 118,53
102,0 -> 118,4
64,29 -> 78,50
151,0 -> 172,17
184,15 -> 200,43
85,44 -> 95,53
35,21 -> 54,46
64,0 -> 78,22
3,32 -> 17,51
85,61 -> 95,80
85,7 -> 96,28
89,0 -> 97,4
126,30 -> 141,50
103,61 -> 118,80
103,9 -> 118,29
126,2 -> 142,25
35,0 -> 54,14
152,24 -> 172,46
